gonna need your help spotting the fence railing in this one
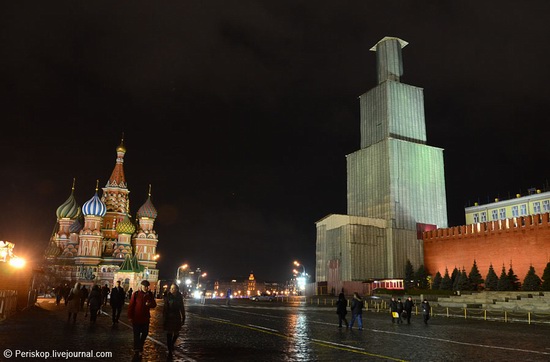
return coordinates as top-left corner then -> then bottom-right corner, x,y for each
0,290 -> 18,321
305,297 -> 550,325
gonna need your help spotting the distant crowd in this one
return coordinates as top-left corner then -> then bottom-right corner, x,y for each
335,292 -> 432,329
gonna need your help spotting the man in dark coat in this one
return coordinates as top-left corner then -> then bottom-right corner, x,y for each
396,298 -> 404,324
336,292 -> 349,328
404,296 -> 415,324
128,280 -> 157,358
422,299 -> 431,324
110,280 -> 125,324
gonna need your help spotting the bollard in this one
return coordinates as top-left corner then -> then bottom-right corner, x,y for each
484,310 -> 486,321
528,312 -> 531,325
446,307 -> 449,317
504,311 -> 507,323
464,308 -> 467,319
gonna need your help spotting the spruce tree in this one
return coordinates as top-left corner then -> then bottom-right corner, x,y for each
522,265 -> 542,291
416,265 -> 428,289
468,259 -> 484,291
542,262 -> 550,291
485,263 -> 498,291
507,265 -> 520,291
451,267 -> 460,291
457,267 -> 470,291
497,264 -> 512,291
440,268 -> 452,291
432,271 -> 442,290
404,259 -> 415,289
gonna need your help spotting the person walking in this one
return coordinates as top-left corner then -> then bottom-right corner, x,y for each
127,287 -> 133,300
128,280 -> 157,359
422,299 -> 431,324
226,288 -> 232,306
54,284 -> 62,306
163,283 -> 185,358
62,283 -> 70,306
87,285 -> 102,323
110,280 -> 125,324
336,292 -> 349,329
390,297 -> 399,324
403,296 -> 414,324
80,285 -> 89,310
349,292 -> 364,330
101,284 -> 110,310
396,298 -> 404,324
66,282 -> 82,323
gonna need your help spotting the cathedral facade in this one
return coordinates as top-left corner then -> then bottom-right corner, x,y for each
43,140 -> 159,292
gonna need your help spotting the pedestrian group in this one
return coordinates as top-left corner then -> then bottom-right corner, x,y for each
335,292 -> 432,330
54,279 -> 184,360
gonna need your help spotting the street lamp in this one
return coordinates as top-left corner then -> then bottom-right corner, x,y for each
197,272 -> 207,289
176,264 -> 188,284
294,260 -> 305,272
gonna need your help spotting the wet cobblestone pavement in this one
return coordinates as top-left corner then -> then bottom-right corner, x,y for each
2,297 -> 550,361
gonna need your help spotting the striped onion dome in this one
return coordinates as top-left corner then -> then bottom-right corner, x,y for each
82,191 -> 107,217
69,217 -> 83,233
44,241 -> 61,258
137,195 -> 157,219
116,214 -> 136,235
56,191 -> 81,220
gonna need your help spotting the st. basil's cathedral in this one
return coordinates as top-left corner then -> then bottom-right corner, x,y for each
43,140 -> 159,292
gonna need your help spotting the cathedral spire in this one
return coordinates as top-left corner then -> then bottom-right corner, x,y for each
106,137 -> 127,189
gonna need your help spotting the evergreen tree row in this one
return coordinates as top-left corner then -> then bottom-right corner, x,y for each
405,260 -> 550,292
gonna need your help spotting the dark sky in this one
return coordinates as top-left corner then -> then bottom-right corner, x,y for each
2,1 -> 550,282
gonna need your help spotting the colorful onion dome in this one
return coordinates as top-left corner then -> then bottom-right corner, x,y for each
56,180 -> 81,219
82,182 -> 107,217
69,217 -> 83,233
116,214 -> 136,235
137,186 -> 157,219
44,241 -> 61,258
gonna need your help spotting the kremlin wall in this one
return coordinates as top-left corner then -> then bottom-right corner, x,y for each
423,212 -> 550,282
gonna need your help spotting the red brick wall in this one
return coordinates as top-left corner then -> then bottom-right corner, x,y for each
423,214 -> 550,283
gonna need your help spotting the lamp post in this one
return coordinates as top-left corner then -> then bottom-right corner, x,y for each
176,264 -> 188,284
197,272 -> 207,289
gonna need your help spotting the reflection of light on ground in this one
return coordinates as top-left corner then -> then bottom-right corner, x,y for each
285,312 -> 312,361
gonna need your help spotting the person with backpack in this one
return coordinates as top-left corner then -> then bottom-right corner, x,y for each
128,280 -> 157,358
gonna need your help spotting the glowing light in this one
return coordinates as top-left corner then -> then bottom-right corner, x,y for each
9,257 -> 26,268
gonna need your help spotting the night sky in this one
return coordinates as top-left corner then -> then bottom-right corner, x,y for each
2,2 -> 550,282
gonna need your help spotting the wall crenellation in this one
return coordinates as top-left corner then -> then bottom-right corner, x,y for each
424,213 -> 550,241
